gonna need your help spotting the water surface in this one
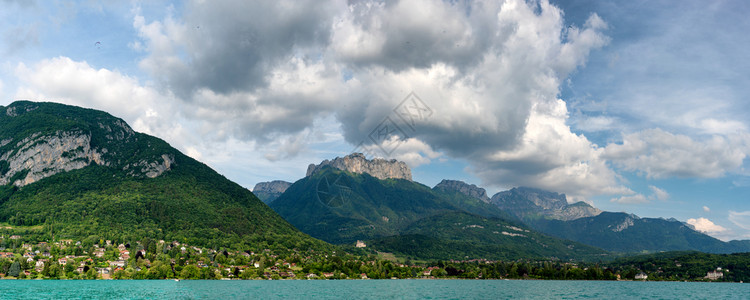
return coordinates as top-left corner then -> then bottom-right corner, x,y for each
0,280 -> 746,299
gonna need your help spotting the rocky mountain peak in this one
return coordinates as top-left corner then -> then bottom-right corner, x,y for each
433,179 -> 490,203
491,187 -> 601,221
306,153 -> 412,181
253,180 -> 292,204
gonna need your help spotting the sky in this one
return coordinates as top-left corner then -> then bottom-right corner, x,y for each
1,0 -> 749,240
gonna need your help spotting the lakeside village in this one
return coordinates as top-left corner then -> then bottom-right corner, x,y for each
0,235 -> 734,281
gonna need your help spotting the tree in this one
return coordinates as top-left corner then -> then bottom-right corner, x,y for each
8,261 -> 21,277
180,265 -> 200,279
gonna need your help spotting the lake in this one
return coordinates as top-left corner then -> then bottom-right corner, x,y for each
0,280 -> 747,299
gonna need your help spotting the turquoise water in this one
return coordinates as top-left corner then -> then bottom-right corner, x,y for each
0,280 -> 747,299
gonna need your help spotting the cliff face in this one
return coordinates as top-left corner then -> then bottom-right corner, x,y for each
253,180 -> 292,204
0,101 -> 175,187
0,131 -> 105,186
306,153 -> 411,181
433,179 -> 491,203
491,187 -> 601,221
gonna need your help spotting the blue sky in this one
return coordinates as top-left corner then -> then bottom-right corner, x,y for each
1,0 -> 749,240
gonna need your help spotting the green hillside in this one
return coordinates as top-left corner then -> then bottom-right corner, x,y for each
270,168 -> 609,260
270,168 -> 513,244
369,212 -> 609,261
0,101 -> 328,252
530,212 -> 742,253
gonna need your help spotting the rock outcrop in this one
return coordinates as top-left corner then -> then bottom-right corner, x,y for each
306,153 -> 411,181
433,179 -> 491,203
491,187 -> 601,221
253,180 -> 292,204
0,131 -> 105,186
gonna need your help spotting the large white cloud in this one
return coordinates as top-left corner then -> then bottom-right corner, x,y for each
603,129 -> 749,179
22,0 -> 726,203
686,217 -> 728,234
101,0 -> 625,200
329,0 -> 620,200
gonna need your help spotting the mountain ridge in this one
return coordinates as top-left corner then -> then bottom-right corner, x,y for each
0,100 -> 328,251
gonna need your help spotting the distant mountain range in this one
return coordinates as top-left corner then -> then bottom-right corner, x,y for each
487,187 -> 750,254
269,165 -> 606,260
266,153 -> 750,256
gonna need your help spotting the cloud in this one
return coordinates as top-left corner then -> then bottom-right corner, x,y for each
686,217 -> 727,233
729,211 -> 750,231
610,193 -> 648,204
609,185 -> 668,204
648,185 -> 669,201
126,0 -> 622,200
703,206 -> 710,212
603,128 -> 749,179
13,57 -> 178,138
331,0 -> 617,200
135,0 -> 337,97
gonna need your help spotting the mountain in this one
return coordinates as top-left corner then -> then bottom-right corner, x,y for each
271,157 -> 609,260
491,187 -> 601,221
490,187 -> 750,254
0,101 -> 327,251
369,212 -> 607,261
253,180 -> 292,203
306,153 -> 411,180
530,212 -> 750,253
270,167 -> 479,244
433,180 -> 491,203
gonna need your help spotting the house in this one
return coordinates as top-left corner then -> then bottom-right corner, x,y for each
35,260 -> 46,271
117,244 -> 127,251
306,273 -> 318,279
58,258 -> 68,265
110,260 -> 127,268
254,262 -> 261,268
635,272 -> 648,280
322,272 -> 335,278
361,273 -> 368,279
9,235 -> 21,240
706,268 -> 724,280
355,240 -> 367,248
94,249 -> 106,258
